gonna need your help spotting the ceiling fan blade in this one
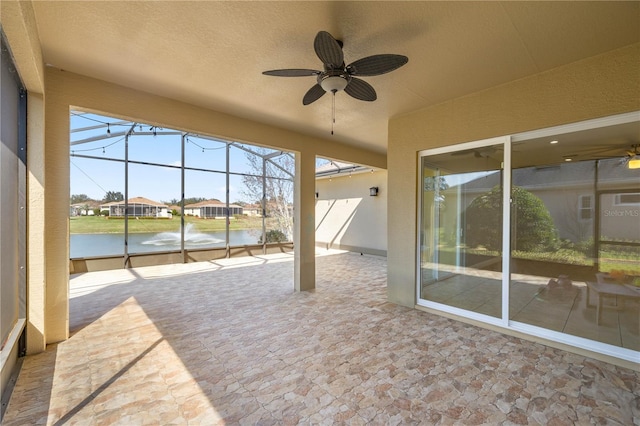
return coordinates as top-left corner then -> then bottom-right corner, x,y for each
314,31 -> 344,68
451,147 -> 497,157
263,69 -> 320,77
303,84 -> 326,105
344,77 -> 377,102
347,54 -> 408,76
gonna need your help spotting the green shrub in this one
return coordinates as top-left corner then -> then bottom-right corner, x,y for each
574,238 -> 593,256
465,185 -> 558,252
258,229 -> 287,244
464,186 -> 503,251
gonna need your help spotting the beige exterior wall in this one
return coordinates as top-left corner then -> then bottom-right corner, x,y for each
387,43 -> 640,307
526,187 -> 640,243
2,0 -> 48,353
43,71 -> 70,344
294,151 -> 316,291
0,1 -> 44,94
315,170 -> 387,255
26,93 -> 46,353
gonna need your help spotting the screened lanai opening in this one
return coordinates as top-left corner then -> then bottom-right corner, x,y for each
1,30 -> 27,412
314,158 -> 387,256
419,112 -> 639,362
69,112 -> 294,271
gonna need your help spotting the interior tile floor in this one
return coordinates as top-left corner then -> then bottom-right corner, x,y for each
423,270 -> 640,351
3,251 -> 639,425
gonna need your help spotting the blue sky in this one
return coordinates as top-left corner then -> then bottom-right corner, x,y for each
70,112 -> 295,204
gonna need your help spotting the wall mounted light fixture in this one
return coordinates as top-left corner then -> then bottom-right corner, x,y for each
369,187 -> 379,196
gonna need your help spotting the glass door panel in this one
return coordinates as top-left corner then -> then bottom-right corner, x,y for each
596,187 -> 640,351
508,131 -> 639,351
508,159 -> 595,332
420,144 -> 504,318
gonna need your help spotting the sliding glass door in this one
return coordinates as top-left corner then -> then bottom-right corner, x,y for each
418,113 -> 639,362
420,137 -> 507,321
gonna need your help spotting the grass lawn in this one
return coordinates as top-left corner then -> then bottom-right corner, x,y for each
70,215 -> 263,234
439,246 -> 639,275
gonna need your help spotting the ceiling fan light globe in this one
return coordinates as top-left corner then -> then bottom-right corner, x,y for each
628,155 -> 640,169
320,76 -> 348,93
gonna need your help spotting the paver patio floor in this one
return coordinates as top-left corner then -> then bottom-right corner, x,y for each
3,251 -> 638,425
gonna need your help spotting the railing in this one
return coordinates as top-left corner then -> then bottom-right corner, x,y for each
70,242 -> 294,274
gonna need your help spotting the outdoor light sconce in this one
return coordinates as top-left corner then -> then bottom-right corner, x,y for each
369,187 -> 379,196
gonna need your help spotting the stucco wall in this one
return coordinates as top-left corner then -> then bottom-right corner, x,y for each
387,43 -> 640,307
315,170 -> 387,255
1,1 -> 48,353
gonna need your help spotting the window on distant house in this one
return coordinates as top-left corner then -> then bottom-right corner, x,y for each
578,195 -> 593,221
614,193 -> 640,206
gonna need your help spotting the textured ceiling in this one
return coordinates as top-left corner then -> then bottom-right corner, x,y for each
31,1 -> 639,154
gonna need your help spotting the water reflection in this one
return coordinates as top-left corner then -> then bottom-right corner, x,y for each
70,228 -> 259,258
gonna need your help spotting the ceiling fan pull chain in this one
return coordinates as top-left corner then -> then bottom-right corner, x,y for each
331,91 -> 336,135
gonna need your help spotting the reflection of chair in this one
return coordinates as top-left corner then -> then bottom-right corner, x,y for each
539,275 -> 578,303
545,274 -> 573,291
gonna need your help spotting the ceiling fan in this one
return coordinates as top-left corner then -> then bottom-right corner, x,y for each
567,143 -> 640,168
605,144 -> 640,169
263,31 -> 408,133
626,145 -> 640,169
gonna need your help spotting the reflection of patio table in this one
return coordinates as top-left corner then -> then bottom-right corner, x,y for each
585,281 -> 640,325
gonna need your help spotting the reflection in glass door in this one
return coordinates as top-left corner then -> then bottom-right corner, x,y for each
420,142 -> 505,319
507,137 -> 639,351
597,190 -> 640,278
595,189 -> 640,350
